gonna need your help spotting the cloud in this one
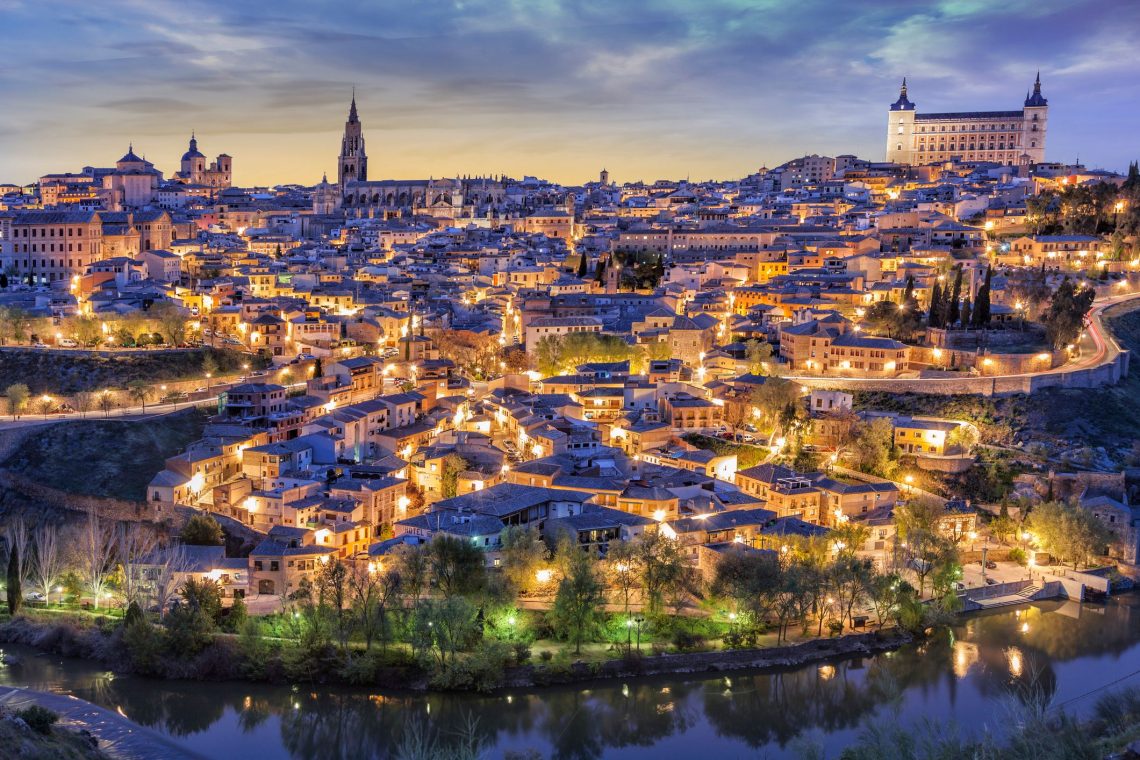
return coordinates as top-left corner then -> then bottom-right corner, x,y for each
0,0 -> 1136,185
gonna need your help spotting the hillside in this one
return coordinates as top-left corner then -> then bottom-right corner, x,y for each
0,409 -> 207,500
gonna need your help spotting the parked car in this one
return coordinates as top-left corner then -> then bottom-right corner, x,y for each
985,560 -> 997,569
193,387 -> 207,393
57,338 -> 78,347
33,342 -> 48,348
24,592 -> 45,602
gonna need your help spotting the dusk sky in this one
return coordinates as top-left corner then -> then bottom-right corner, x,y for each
3,0 -> 1138,187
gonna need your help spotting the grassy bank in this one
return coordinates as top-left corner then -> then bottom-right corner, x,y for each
0,409 -> 207,500
0,704 -> 110,759
0,347 -> 256,395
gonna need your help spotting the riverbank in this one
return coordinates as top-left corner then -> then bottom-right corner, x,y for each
0,685 -> 200,760
0,611 -> 913,695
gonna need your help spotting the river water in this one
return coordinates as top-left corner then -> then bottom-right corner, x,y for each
2,596 -> 1140,759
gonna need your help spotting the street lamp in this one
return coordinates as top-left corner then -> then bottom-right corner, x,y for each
904,474 -> 915,495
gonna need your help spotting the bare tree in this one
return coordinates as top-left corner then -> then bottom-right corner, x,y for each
73,391 -> 93,418
31,524 -> 64,603
116,523 -> 158,609
79,510 -> 117,608
148,542 -> 192,618
5,517 -> 32,592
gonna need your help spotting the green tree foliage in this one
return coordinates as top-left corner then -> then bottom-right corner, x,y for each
533,332 -> 634,376
499,525 -> 548,596
630,530 -> 688,616
851,417 -> 898,478
413,596 -> 479,666
895,497 -> 958,598
4,383 -> 29,420
181,514 -> 224,546
440,453 -> 470,499
972,267 -> 992,328
1042,278 -> 1096,349
1026,500 -> 1114,569
429,535 -> 486,597
744,339 -> 774,375
550,544 -> 604,654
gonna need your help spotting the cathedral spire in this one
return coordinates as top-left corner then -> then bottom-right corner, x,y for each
348,88 -> 358,123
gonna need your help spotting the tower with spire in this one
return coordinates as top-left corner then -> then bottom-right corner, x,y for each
338,90 -> 367,191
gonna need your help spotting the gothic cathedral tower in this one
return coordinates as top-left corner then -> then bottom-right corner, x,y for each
338,92 -> 367,191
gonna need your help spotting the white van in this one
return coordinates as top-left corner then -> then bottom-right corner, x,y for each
57,338 -> 78,348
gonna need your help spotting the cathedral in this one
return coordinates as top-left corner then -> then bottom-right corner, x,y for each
174,133 -> 232,188
886,74 -> 1048,166
335,95 -> 507,220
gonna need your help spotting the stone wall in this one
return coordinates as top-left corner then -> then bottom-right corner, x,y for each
0,470 -> 165,524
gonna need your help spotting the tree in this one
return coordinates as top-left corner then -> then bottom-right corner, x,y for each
972,267 -> 992,328
414,596 -> 479,666
851,417 -> 898,479
606,540 -> 640,647
316,557 -> 350,651
202,353 -> 220,379
749,377 -> 800,434
895,497 -> 954,598
594,257 -> 606,285
534,334 -> 566,377
946,424 -> 980,455
5,518 -> 31,594
31,525 -> 63,604
440,453 -> 470,499
712,547 -> 781,626
181,514 -> 224,546
631,530 -> 687,616
744,339 -> 774,375
829,555 -> 874,629
393,542 -> 430,608
127,380 -> 153,412
79,510 -> 116,609
499,525 -> 548,596
1042,278 -> 1096,349
348,559 -> 402,651
147,543 -> 192,618
576,254 -> 588,278
0,307 -> 32,346
116,523 -> 157,609
947,266 -> 963,326
4,383 -> 28,420
550,543 -> 604,654
153,302 -> 188,347
1026,500 -> 1113,569
429,535 -> 486,597
72,391 -> 93,418
6,540 -> 21,615
928,281 -> 944,328
866,573 -> 914,629
96,390 -> 115,416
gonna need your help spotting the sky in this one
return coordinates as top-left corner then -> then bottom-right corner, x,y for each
2,0 -> 1138,187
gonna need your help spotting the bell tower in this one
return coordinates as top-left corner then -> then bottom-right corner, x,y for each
338,91 -> 367,191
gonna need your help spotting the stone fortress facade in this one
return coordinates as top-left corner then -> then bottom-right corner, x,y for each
886,74 -> 1048,166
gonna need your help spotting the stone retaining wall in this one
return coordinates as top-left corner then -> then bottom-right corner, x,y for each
0,470 -> 164,524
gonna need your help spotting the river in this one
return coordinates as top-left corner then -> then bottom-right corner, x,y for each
3,596 -> 1140,759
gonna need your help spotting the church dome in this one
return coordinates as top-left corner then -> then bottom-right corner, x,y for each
181,134 -> 205,161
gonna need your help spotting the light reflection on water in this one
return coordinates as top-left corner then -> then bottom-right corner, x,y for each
1,595 -> 1138,760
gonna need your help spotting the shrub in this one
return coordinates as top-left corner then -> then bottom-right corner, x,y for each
539,650 -> 554,662
123,601 -> 145,628
671,629 -> 707,651
222,595 -> 247,634
122,619 -> 165,675
1009,547 -> 1028,566
16,705 -> 58,735
722,630 -> 758,649
512,642 -> 532,665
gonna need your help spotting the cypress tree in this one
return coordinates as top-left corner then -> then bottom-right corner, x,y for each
6,542 -> 20,615
948,266 -> 963,326
960,298 -> 973,329
595,257 -> 606,284
929,282 -> 943,328
576,254 -> 587,278
974,267 -> 992,327
903,276 -> 915,305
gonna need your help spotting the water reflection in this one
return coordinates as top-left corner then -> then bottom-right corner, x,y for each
2,594 -> 1139,759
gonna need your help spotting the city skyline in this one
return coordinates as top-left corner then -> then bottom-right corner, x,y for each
3,0 -> 1139,186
